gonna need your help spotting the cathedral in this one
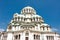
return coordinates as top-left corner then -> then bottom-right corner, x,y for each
0,6 -> 60,40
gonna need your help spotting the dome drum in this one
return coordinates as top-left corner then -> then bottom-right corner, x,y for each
21,6 -> 36,14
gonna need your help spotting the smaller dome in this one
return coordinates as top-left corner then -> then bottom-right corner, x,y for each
21,6 -> 36,14
32,15 -> 42,18
13,13 -> 18,17
40,23 -> 50,26
18,15 -> 25,18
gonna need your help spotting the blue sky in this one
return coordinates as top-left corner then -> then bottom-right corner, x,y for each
0,0 -> 60,32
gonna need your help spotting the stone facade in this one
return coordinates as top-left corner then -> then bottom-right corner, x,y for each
0,6 -> 60,40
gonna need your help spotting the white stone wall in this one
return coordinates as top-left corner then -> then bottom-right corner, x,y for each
7,33 -> 13,40
0,32 -> 60,40
29,32 -> 34,40
20,32 -> 25,40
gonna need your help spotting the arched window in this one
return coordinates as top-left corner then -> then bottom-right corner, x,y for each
36,35 -> 38,39
15,34 -> 21,40
47,36 -> 54,40
34,18 -> 35,21
19,34 -> 20,39
15,17 -> 17,21
18,17 -> 20,21
34,34 -> 35,39
47,27 -> 48,30
26,9 -> 28,13
25,31 -> 29,36
8,26 -> 12,30
43,27 -> 44,30
24,18 -> 25,21
34,35 -> 40,40
15,35 -> 18,39
36,18 -> 38,21
24,9 -> 25,12
31,19 -> 32,22
38,35 -> 40,40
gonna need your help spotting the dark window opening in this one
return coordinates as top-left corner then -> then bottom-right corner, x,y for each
15,35 -> 18,39
25,37 -> 28,40
34,35 -> 35,39
19,34 -> 20,39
